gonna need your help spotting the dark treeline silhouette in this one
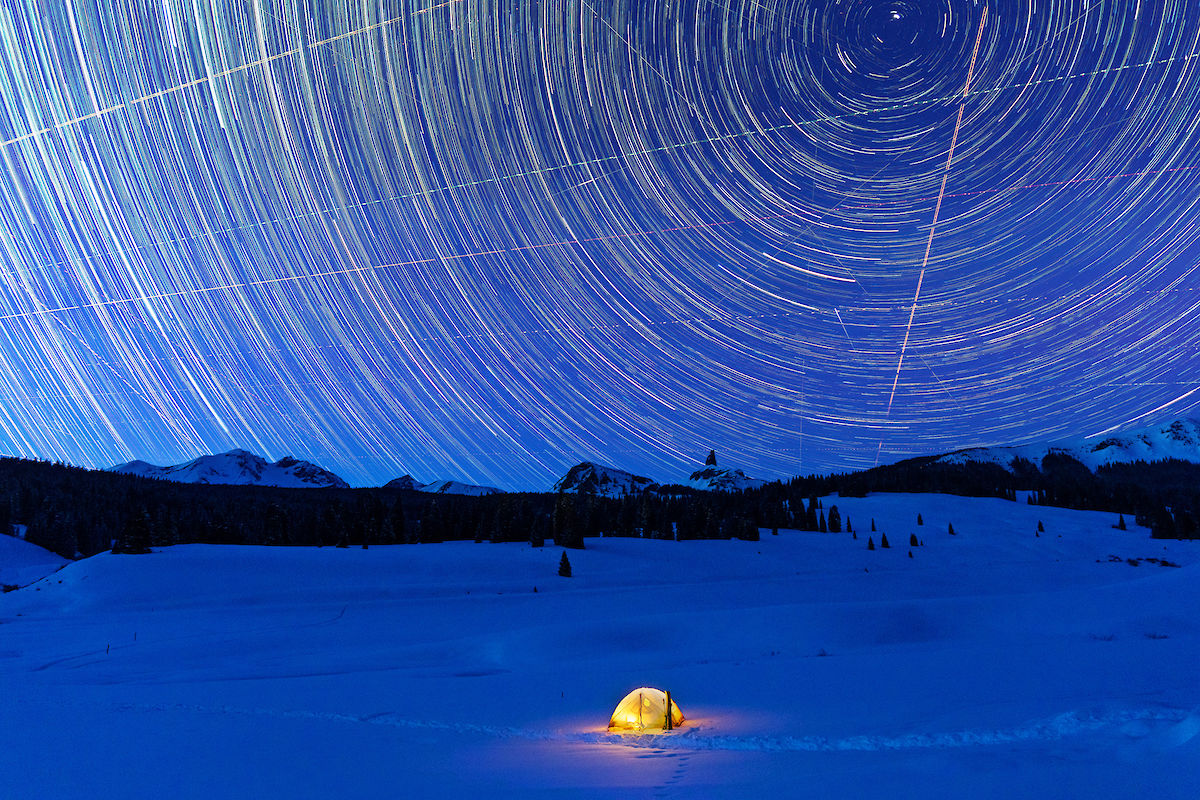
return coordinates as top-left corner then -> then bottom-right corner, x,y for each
2,458 -> 770,558
4,450 -> 1200,560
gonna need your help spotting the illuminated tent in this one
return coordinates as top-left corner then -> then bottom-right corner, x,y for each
608,687 -> 684,732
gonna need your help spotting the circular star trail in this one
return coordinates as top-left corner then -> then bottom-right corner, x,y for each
1,0 -> 1199,489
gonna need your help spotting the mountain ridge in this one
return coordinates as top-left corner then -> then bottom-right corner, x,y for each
934,418 -> 1200,472
110,449 -> 349,489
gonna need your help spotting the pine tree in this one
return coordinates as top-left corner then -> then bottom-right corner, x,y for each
558,551 -> 572,577
909,533 -> 918,547
846,517 -> 852,533
827,505 -> 841,533
1037,520 -> 1045,532
867,536 -> 875,550
1116,514 -> 1127,531
881,533 -> 890,548
916,513 -> 923,526
871,518 -> 876,532
908,550 -> 913,559
948,522 -> 956,535
818,511 -> 827,533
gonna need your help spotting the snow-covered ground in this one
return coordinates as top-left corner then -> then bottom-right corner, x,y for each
1,534 -> 67,589
3,494 -> 1198,798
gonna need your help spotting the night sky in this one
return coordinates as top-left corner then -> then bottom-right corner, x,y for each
1,1 -> 1199,490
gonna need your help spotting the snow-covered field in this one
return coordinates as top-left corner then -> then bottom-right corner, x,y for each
1,533 -> 67,589
3,493 -> 1198,798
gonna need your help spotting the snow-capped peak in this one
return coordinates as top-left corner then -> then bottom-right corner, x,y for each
553,462 -> 659,498
687,451 -> 767,491
109,450 -> 349,489
935,418 -> 1200,472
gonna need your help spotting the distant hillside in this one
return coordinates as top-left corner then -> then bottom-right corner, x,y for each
111,449 -> 348,489
805,420 -> 1200,538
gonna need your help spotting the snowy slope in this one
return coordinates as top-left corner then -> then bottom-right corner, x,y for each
110,449 -> 349,488
383,474 -> 422,490
686,451 -> 767,491
937,418 -> 1200,472
0,533 -> 67,588
383,475 -> 502,495
553,461 -> 659,497
418,479 -> 504,496
3,493 -> 1198,799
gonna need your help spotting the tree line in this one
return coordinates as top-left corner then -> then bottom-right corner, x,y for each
3,450 -> 1199,560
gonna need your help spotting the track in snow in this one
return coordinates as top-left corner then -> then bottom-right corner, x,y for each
111,701 -> 1196,754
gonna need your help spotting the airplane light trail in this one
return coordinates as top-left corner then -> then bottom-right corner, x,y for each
881,6 -> 989,461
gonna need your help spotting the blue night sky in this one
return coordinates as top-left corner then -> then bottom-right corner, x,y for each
1,1 -> 1199,490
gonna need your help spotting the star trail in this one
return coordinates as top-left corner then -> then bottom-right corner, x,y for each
1,0 -> 1199,489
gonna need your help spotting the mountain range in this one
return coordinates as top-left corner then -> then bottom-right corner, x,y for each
111,452 -> 504,495
935,418 -> 1200,472
106,418 -> 1200,495
110,450 -> 349,489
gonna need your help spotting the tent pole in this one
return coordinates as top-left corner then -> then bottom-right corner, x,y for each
665,690 -> 673,731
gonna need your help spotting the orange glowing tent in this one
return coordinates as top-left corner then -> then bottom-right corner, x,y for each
608,687 -> 684,732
